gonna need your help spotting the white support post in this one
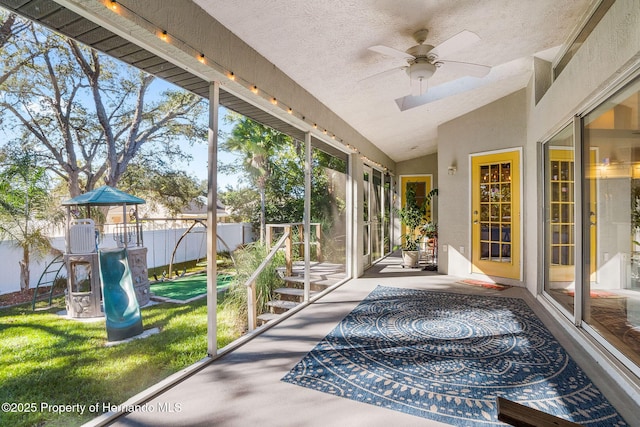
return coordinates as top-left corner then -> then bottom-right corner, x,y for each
207,81 -> 219,357
304,132 -> 311,302
247,281 -> 257,332
350,155 -> 364,278
122,204 -> 127,248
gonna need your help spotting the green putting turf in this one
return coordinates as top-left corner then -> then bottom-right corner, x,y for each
150,273 -> 233,301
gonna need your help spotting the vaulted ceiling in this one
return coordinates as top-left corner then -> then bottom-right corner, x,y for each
194,0 -> 593,162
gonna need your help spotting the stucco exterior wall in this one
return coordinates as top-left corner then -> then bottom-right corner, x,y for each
396,153 -> 438,178
437,89 -> 527,286
523,0 -> 640,295
528,0 -> 640,144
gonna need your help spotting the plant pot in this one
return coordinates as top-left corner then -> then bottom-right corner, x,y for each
402,250 -> 419,268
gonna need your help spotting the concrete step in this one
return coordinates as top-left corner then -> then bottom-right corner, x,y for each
266,299 -> 298,314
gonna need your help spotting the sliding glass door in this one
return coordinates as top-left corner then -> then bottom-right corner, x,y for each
583,76 -> 640,368
543,73 -> 640,372
364,165 -> 392,268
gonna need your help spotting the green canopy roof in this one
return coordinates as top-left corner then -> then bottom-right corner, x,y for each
61,186 -> 145,206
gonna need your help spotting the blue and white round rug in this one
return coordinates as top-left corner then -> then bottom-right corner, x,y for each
282,286 -> 627,426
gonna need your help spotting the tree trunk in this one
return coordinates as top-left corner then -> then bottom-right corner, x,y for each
19,245 -> 30,292
67,169 -> 82,198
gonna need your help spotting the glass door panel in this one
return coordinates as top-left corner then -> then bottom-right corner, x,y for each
543,125 -> 575,313
363,167 -> 371,267
399,175 -> 432,250
583,76 -> 640,367
371,169 -> 383,261
384,173 -> 392,254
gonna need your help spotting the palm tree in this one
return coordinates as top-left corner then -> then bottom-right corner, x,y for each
221,115 -> 289,241
0,150 -> 55,292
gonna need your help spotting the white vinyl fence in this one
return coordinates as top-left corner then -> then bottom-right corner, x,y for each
0,222 -> 254,296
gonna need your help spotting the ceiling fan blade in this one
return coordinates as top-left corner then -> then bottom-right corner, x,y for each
395,75 -> 490,111
368,45 -> 415,61
359,66 -> 407,83
431,30 -> 480,58
438,60 -> 491,78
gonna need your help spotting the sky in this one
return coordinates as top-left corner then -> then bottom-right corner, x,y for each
173,111 -> 242,190
146,79 -> 242,190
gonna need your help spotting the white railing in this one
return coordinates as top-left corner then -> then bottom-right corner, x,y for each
265,223 -> 323,276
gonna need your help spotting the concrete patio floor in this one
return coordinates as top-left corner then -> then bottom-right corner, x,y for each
100,253 -> 639,427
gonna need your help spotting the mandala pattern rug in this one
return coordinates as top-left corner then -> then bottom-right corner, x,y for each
282,286 -> 627,426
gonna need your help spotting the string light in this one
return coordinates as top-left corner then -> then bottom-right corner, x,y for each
102,1 -> 392,174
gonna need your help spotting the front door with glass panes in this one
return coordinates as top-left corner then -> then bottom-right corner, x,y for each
471,150 -> 521,279
400,175 -> 433,230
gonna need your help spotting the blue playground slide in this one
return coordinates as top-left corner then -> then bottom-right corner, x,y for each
98,248 -> 143,341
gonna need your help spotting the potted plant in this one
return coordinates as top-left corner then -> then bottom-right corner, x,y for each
395,185 -> 426,267
421,220 -> 438,270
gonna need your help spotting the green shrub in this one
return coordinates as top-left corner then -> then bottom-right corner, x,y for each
221,242 -> 285,327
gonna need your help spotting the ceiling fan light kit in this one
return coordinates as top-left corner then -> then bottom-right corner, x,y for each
406,60 -> 436,82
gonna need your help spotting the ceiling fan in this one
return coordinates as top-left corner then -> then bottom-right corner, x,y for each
367,29 -> 491,97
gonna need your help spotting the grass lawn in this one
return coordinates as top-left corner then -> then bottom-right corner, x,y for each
0,295 -> 244,427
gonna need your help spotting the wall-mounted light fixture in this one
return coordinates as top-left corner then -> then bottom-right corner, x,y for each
448,166 -> 457,175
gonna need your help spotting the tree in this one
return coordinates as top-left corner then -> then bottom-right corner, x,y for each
219,186 -> 260,223
118,163 -> 205,217
0,11 -> 33,86
0,149 -> 56,292
0,20 -> 207,198
220,121 -> 347,246
221,114 -> 290,241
